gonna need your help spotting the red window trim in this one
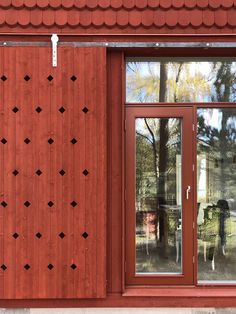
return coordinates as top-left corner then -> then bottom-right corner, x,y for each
125,106 -> 194,286
111,50 -> 236,296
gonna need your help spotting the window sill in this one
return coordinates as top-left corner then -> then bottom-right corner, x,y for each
123,286 -> 236,298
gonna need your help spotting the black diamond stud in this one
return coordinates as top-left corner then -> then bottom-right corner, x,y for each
48,201 -> 54,207
71,264 -> 77,270
59,107 -> 65,113
35,106 -> 42,113
36,232 -> 42,239
1,138 -> 7,144
13,170 -> 19,176
82,107 -> 89,114
82,232 -> 88,239
47,264 -> 54,270
1,75 -> 7,82
47,75 -> 53,82
24,264 -> 30,270
70,75 -> 77,82
70,201 -> 77,207
12,107 -> 19,113
24,138 -> 31,144
59,232 -> 65,239
12,233 -> 19,239
24,201 -> 31,207
48,138 -> 54,144
24,75 -> 30,81
71,138 -> 77,145
36,169 -> 42,176
59,169 -> 65,176
1,201 -> 7,207
83,169 -> 89,176
1,264 -> 7,271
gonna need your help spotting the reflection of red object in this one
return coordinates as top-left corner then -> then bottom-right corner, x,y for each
143,211 -> 157,234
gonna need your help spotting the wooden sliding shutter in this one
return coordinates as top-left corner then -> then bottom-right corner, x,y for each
0,46 -> 106,299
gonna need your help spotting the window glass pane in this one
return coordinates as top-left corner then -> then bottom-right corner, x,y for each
197,108 -> 236,282
136,117 -> 182,274
126,59 -> 236,103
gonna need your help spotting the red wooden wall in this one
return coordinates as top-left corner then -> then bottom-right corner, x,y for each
0,46 -> 106,299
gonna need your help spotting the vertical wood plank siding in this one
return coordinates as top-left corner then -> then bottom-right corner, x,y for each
0,46 -> 106,299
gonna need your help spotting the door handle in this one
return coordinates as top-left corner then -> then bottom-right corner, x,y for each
186,185 -> 191,200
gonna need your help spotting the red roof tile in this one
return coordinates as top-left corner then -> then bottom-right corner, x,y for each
196,0 -> 208,8
153,10 -> 165,27
178,8 -> 190,26
80,10 -> 91,27
166,9 -> 178,27
1,0 -> 11,8
228,8 -> 236,26
50,0 -> 61,9
104,10 -> 116,27
136,0 -> 148,10
24,0 -> 37,8
92,9 -> 103,26
185,0 -> 197,9
110,0 -> 123,9
116,9 -> 129,26
159,0 -> 172,9
222,0 -> 234,8
87,0 -> 98,9
18,9 -> 30,26
122,0 -> 135,9
55,9 -> 67,26
62,0 -> 74,9
190,9 -> 202,27
141,10 -> 153,27
42,9 -> 54,26
67,10 -> 80,26
11,0 -> 24,8
0,10 -> 5,26
0,0 -> 235,33
98,0 -> 110,9
172,0 -> 185,9
5,9 -> 17,25
202,9 -> 215,26
37,0 -> 49,8
30,9 -> 43,26
148,0 -> 159,8
74,0 -> 86,8
209,0 -> 221,9
129,10 -> 142,27
214,9 -> 228,27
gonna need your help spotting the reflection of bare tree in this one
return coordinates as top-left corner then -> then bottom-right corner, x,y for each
197,64 -> 236,200
214,63 -> 236,197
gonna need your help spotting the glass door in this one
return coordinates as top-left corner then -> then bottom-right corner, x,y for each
126,106 -> 194,285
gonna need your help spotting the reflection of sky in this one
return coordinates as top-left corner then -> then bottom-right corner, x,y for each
203,109 -> 223,132
198,108 -> 236,133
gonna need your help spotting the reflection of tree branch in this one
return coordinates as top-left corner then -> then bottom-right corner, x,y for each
144,118 -> 156,144
136,132 -> 153,145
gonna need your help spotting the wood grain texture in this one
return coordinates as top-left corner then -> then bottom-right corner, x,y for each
0,46 -> 106,299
